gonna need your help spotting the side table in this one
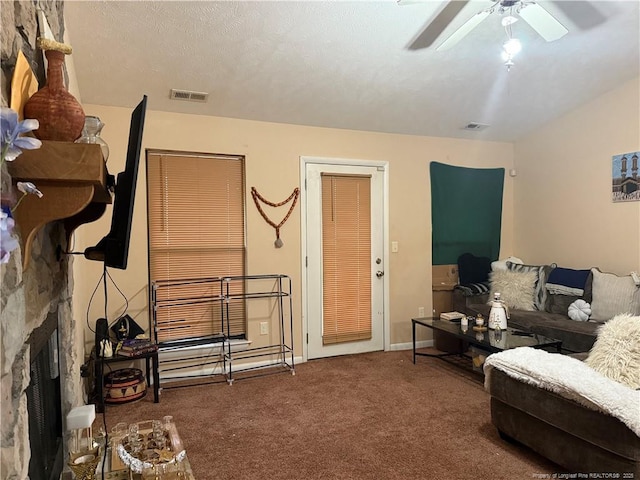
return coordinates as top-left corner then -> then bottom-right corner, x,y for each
92,347 -> 160,413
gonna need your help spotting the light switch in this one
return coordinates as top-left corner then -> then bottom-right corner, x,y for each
391,241 -> 398,253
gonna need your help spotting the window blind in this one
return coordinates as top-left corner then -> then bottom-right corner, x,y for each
321,174 -> 372,345
147,152 -> 246,344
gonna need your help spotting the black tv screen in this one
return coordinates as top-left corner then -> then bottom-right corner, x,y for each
84,95 -> 147,269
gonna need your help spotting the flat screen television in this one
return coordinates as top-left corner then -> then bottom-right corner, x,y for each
84,95 -> 147,269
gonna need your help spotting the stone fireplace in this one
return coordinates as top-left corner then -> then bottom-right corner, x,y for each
1,2 -> 86,478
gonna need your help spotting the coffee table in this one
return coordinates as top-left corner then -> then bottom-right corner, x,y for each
412,317 -> 562,368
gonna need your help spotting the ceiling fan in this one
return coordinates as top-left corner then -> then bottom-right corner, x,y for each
404,0 -> 605,51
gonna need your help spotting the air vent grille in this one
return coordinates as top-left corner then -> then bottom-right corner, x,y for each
463,122 -> 490,131
170,89 -> 209,103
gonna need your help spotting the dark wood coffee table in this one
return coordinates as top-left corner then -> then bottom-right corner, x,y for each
412,317 -> 562,368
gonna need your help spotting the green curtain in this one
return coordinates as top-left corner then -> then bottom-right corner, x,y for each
430,161 -> 504,265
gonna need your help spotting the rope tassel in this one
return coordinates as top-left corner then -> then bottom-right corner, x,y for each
251,187 -> 300,248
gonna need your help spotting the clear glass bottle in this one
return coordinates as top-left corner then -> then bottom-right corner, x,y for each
75,116 -> 109,161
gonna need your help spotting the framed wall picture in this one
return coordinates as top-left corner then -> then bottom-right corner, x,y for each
612,151 -> 640,202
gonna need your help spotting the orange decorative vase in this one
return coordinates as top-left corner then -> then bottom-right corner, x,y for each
24,49 -> 85,141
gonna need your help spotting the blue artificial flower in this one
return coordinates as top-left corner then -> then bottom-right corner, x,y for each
0,108 -> 44,264
1,108 -> 42,162
0,209 -> 19,264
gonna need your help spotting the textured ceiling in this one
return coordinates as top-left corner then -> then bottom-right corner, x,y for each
64,1 -> 640,142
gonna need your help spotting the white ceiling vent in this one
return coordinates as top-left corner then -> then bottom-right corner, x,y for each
462,122 -> 490,131
170,89 -> 209,103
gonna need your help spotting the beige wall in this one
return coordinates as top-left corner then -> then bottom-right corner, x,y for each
514,77 -> 640,275
72,106 -> 515,355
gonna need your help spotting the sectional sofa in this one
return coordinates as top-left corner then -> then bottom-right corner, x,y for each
484,336 -> 640,475
453,288 -> 600,353
452,258 -> 640,474
453,264 -> 640,353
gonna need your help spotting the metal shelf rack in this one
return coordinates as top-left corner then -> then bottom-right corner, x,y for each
151,277 -> 226,386
220,274 -> 295,384
150,274 -> 295,386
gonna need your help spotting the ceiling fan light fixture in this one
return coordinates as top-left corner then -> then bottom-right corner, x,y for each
501,37 -> 520,70
501,15 -> 518,27
503,37 -> 522,56
503,58 -> 515,71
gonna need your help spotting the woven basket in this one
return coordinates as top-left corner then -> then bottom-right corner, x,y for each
104,368 -> 147,404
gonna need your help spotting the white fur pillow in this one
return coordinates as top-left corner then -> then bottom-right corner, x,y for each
590,268 -> 640,321
488,270 -> 537,311
585,313 -> 640,389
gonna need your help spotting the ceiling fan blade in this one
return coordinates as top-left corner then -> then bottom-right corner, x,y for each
550,1 -> 606,31
518,3 -> 568,42
408,1 -> 470,51
436,10 -> 489,51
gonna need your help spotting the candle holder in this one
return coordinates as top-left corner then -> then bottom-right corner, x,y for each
75,116 -> 109,162
68,447 -> 100,480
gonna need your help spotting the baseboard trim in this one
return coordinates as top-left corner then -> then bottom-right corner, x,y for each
389,340 -> 433,351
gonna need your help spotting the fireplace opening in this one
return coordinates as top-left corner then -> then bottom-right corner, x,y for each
27,313 -> 63,480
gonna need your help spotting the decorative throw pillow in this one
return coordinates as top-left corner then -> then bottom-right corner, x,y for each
488,270 -> 537,311
546,267 -> 591,296
506,261 -> 556,311
585,313 -> 640,389
568,299 -> 591,321
458,253 -> 492,285
546,271 -> 594,314
590,269 -> 640,321
491,256 -> 523,272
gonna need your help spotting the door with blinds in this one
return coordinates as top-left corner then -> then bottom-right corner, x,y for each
147,151 -> 246,345
305,162 -> 386,359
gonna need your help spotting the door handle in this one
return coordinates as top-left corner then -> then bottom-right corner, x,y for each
376,270 -> 384,278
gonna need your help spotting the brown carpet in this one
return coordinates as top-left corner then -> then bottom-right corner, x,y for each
99,349 -> 559,479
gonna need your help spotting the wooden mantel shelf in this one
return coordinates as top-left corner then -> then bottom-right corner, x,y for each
7,141 -> 111,269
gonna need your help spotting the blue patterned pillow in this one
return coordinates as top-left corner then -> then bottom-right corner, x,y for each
506,261 -> 556,311
546,267 -> 591,296
455,281 -> 490,297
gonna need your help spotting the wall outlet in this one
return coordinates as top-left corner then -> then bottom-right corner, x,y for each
418,307 -> 425,317
260,322 -> 269,335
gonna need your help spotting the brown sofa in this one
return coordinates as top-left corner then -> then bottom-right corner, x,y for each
451,258 -> 606,353
487,366 -> 640,475
453,289 -> 601,353
457,259 -> 640,474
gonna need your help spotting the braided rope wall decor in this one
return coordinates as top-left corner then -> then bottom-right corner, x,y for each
251,187 -> 300,248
